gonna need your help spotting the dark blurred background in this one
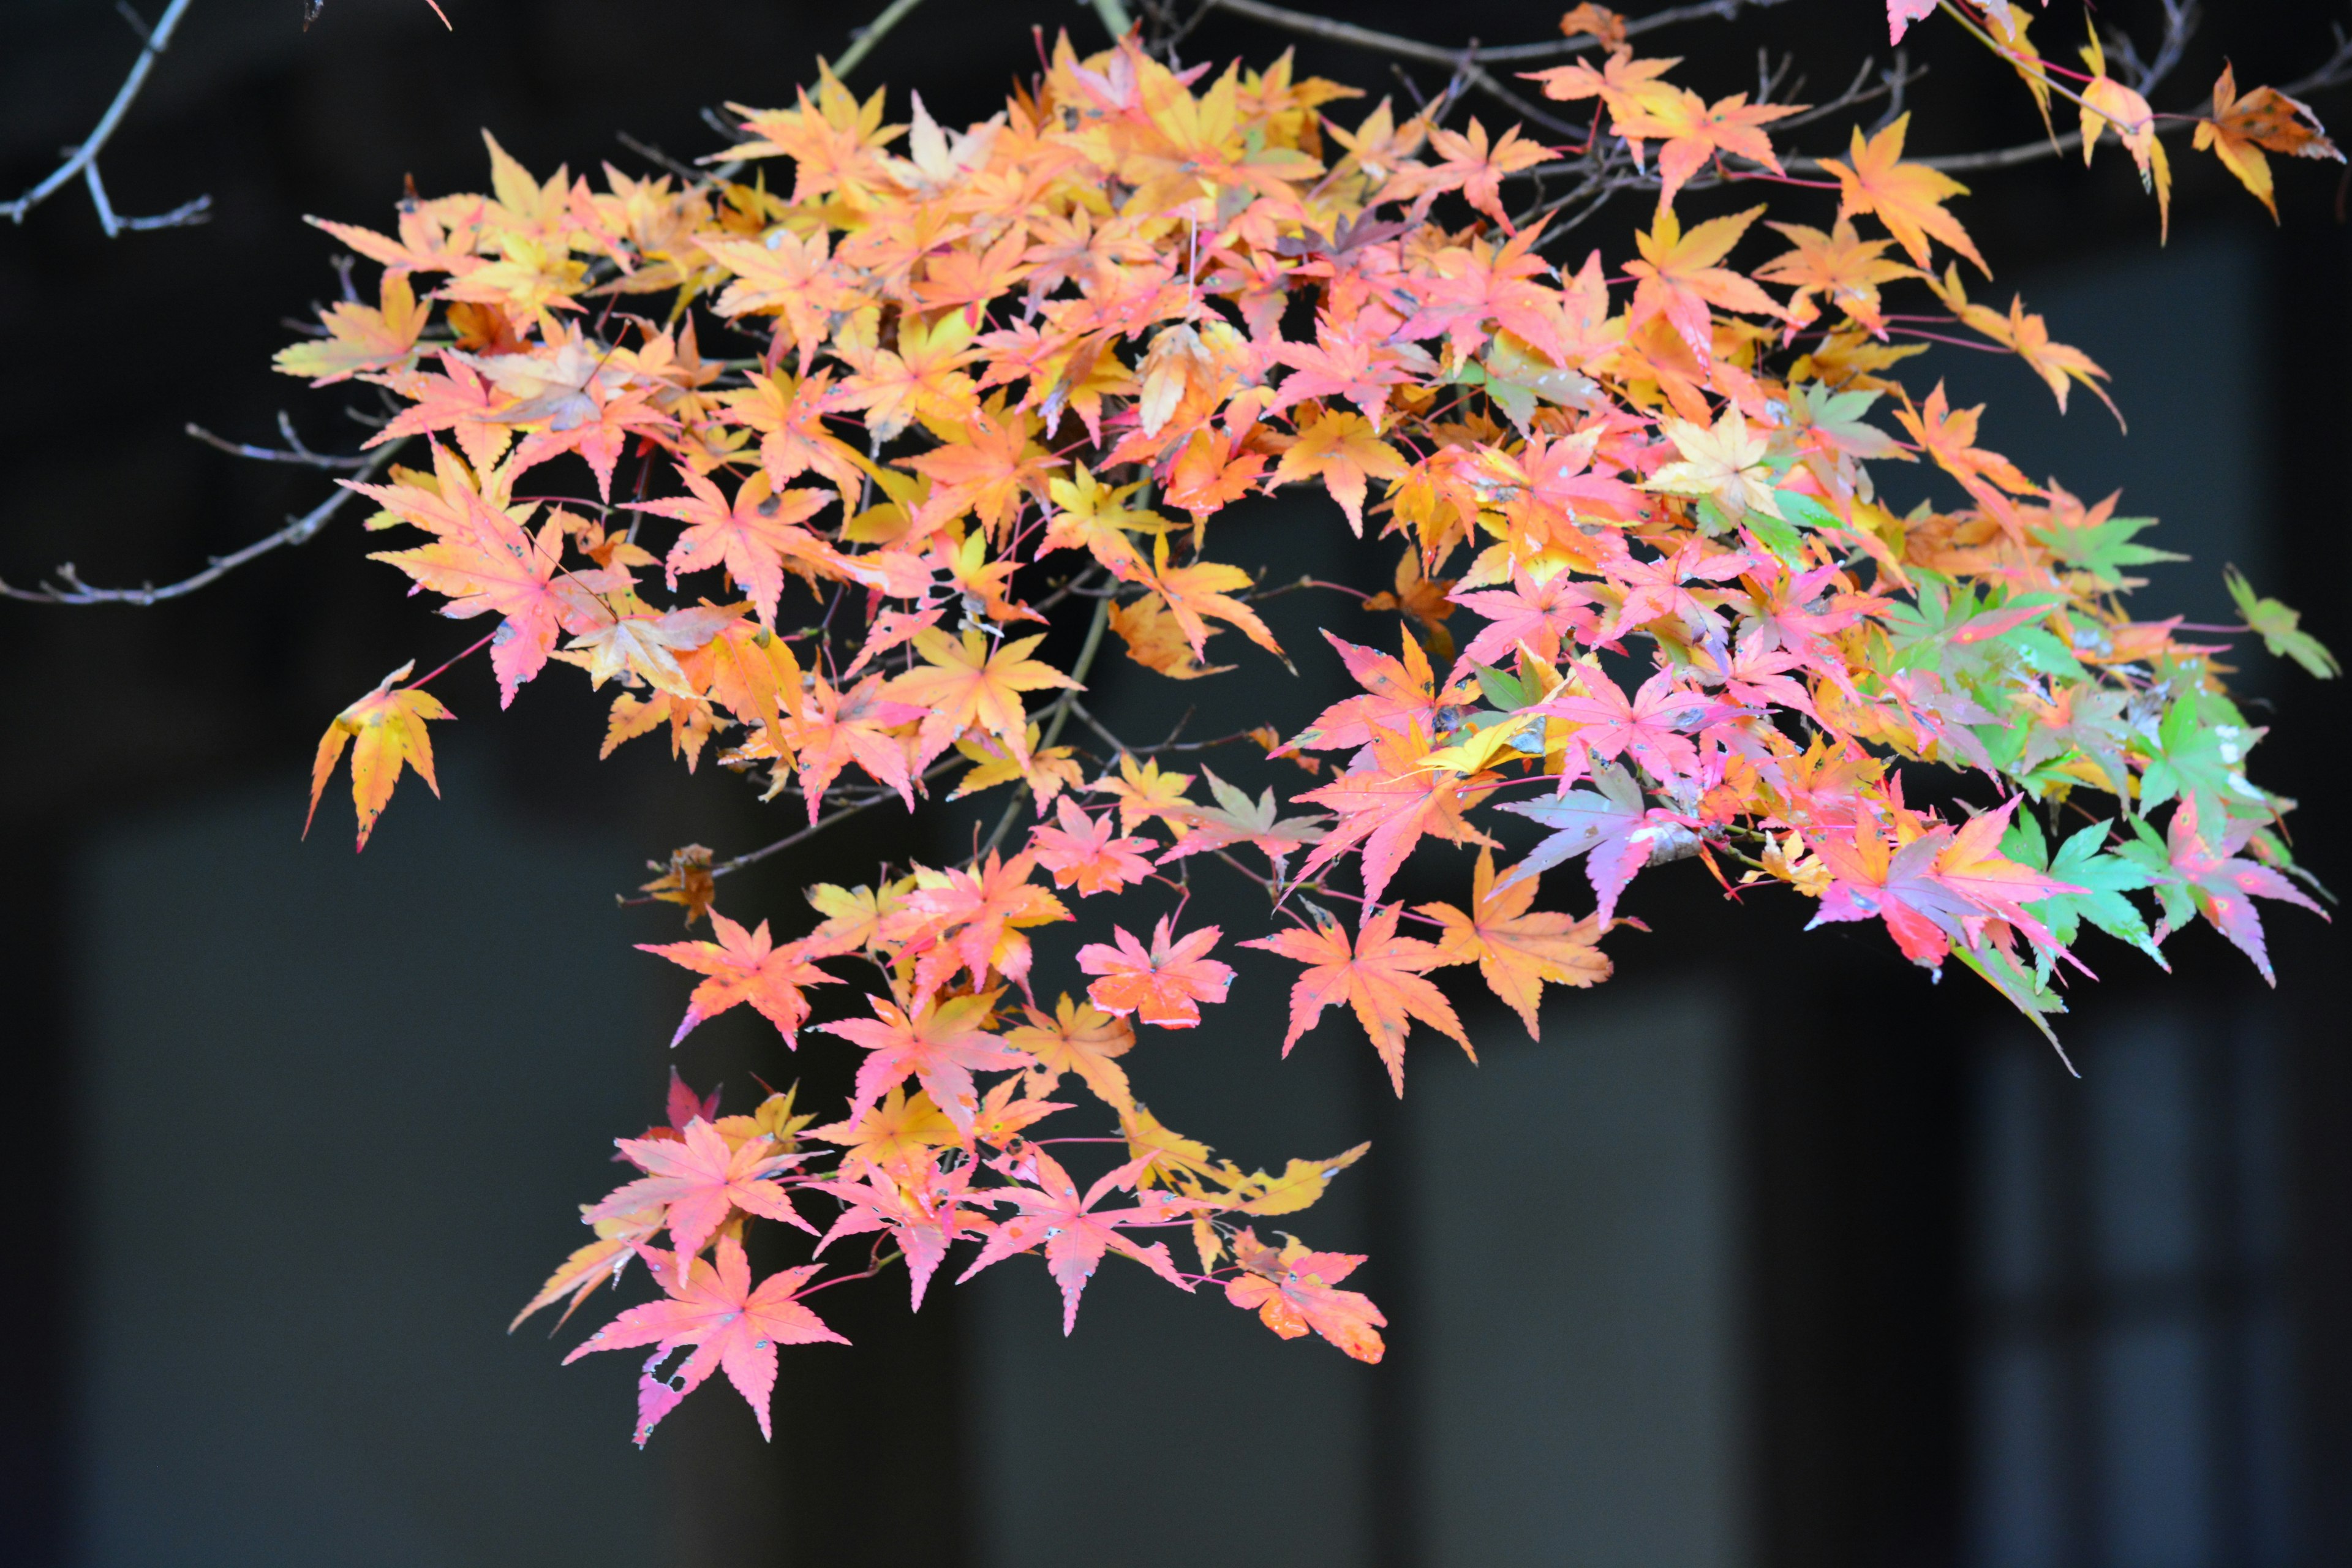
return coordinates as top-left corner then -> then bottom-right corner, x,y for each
4,1 -> 2348,1564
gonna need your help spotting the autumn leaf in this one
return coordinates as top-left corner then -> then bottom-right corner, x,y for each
2122,797 -> 2328,985
806,1085 -> 960,1174
564,1235 -> 846,1446
640,843 -> 718,927
1006,993 -> 1138,1112
1820,113 -> 1988,275
632,466 -> 835,630
1417,848 -> 1610,1036
587,1115 -> 816,1276
638,913 -> 839,1047
1224,1227 -> 1387,1362
820,990 -> 1030,1136
274,270 -> 430,384
1272,404 -> 1408,535
1242,904 -> 1472,1095
1077,916 -> 1237,1028
1108,592 -> 1235,680
957,1147 -> 1193,1333
887,627 -> 1080,769
1029,797 -> 1159,895
2194,63 -> 2344,221
306,661 -> 451,851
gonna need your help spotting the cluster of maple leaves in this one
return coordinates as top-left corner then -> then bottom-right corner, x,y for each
281,3 -> 2338,1444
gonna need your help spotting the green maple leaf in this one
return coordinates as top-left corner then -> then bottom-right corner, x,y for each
2002,813 -> 2165,979
2226,567 -> 2341,679
2032,508 -> 2182,589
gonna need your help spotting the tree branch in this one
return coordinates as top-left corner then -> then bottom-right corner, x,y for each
0,437 -> 404,606
2,0 -> 211,236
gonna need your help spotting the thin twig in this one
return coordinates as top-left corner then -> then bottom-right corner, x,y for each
0,438 -> 406,605
832,0 -> 932,80
1202,0 -> 1793,69
3,0 -> 209,235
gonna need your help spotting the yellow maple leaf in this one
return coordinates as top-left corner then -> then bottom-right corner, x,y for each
306,661 -> 453,851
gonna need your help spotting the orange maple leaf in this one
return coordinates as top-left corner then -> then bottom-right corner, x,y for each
1005,993 -> 1138,1112
632,466 -> 835,629
1415,847 -> 1611,1038
886,626 -> 1080,769
1624,203 -> 1786,361
1077,916 -> 1237,1028
638,913 -> 840,1047
1820,113 -> 1988,275
1242,903 -> 1472,1094
2194,63 -> 2344,222
820,990 -> 1029,1137
1272,404 -> 1407,535
274,270 -> 431,384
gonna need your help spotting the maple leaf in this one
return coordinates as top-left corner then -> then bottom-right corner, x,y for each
565,1236 -> 846,1446
1534,663 -> 1708,783
510,1204 -> 662,1334
1924,265 -> 2118,421
2194,64 -> 2343,222
1077,916 -> 1237,1028
1224,1227 -> 1386,1363
1820,113 -> 1988,275
2226,567 -> 2341,679
307,661 -> 452,851
1417,847 -> 1611,1036
957,1147 -> 1194,1333
1272,404 -> 1406,535
1007,992 -> 1138,1111
2000,814 -> 2165,978
1393,118 -> 1556,226
1029,797 -> 1159,895
1808,802 -> 2076,975
1610,87 -> 1801,214
588,1115 -> 816,1274
1092,752 -> 1199,837
2078,32 -> 2171,241
1109,592 -> 1235,680
632,466 -> 835,630
887,627 -> 1080,769
807,1155 -> 989,1309
276,270 -> 431,384
1156,766 -> 1330,878
638,913 -> 839,1047
1624,204 -> 1786,360
820,990 -> 1030,1136
2123,798 -> 2327,986
1295,726 -> 1494,908
1450,564 -> 1597,671
894,850 -> 1071,997
1644,405 -> 1783,522
807,1085 -> 960,1175
1752,217 -> 1918,336
1242,904 -> 1472,1095
1498,760 -> 1691,923
639,843 -> 718,927
1144,542 -> 1285,662
781,673 -> 925,823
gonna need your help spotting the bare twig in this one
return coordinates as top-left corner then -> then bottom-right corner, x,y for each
0,439 -> 405,606
832,0 -> 932,80
1204,0 -> 1793,68
2,0 -> 210,236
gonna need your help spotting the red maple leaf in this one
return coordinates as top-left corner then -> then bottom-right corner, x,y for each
1242,904 -> 1472,1094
